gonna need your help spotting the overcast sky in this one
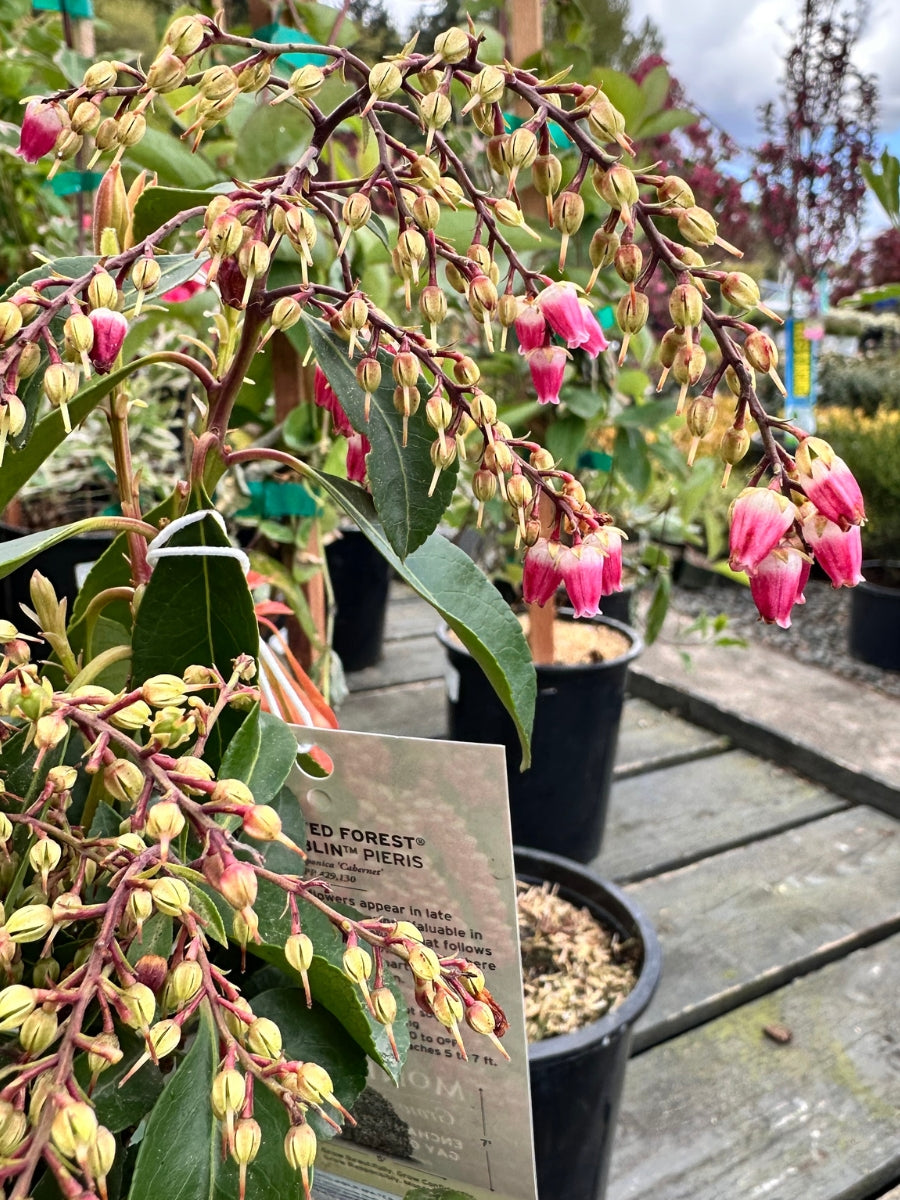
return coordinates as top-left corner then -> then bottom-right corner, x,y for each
628,0 -> 900,151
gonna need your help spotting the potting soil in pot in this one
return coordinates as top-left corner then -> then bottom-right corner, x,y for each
517,881 -> 641,1042
516,613 -> 632,665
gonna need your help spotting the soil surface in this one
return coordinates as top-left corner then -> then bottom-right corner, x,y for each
517,613 -> 633,666
517,881 -> 640,1042
660,574 -> 900,699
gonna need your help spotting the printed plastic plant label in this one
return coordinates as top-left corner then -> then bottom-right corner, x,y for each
289,725 -> 538,1200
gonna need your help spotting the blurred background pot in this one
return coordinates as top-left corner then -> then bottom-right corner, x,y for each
439,613 -> 643,861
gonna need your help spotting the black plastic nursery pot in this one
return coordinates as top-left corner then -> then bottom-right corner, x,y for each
848,560 -> 900,671
438,613 -> 643,862
0,522 -> 111,623
325,527 -> 391,673
517,847 -> 662,1200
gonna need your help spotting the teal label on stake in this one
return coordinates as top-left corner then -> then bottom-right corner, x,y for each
577,450 -> 613,471
237,479 -> 319,520
46,170 -> 104,197
503,112 -> 573,150
253,24 -> 328,71
33,0 -> 93,15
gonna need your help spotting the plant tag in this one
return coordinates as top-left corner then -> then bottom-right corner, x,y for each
290,725 -> 538,1200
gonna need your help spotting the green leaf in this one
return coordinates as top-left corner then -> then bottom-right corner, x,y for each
187,882 -> 229,947
0,354 -> 184,515
635,108 -> 696,138
218,704 -> 301,809
251,988 -> 369,1138
643,572 -> 671,645
231,101 -> 312,182
131,185 -> 214,244
638,65 -> 673,123
126,912 -> 174,963
563,385 -> 606,420
546,413 -> 588,469
613,426 -> 652,494
127,1003 -> 219,1200
312,474 -> 535,764
613,398 -> 676,428
123,125 -> 218,189
0,518 -> 127,581
74,1029 -> 166,1136
301,314 -> 457,558
87,801 -> 122,837
130,514 -> 258,769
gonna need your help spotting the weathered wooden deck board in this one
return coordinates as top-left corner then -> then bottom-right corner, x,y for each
383,587 -> 441,640
628,806 -> 900,1051
336,679 -> 447,739
614,698 -> 731,779
609,934 -> 900,1200
343,634 -> 446,692
594,749 -> 848,883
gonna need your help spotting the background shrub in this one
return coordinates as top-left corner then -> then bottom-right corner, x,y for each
817,406 -> 900,558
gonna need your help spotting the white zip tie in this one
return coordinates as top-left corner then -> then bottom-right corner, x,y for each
146,509 -> 250,575
147,510 -> 316,748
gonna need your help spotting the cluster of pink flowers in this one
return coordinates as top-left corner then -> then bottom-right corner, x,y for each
515,284 -> 608,406
728,437 -> 865,628
522,528 -> 624,618
313,366 -> 370,483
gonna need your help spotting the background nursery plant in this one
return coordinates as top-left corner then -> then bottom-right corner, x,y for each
0,5 -> 869,1200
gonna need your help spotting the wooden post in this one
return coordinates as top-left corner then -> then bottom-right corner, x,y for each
507,0 -> 543,67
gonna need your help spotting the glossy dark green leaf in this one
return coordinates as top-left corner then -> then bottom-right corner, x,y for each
187,881 -> 229,947
0,518 -> 129,581
74,1029 -> 166,1136
130,514 -> 258,770
88,800 -> 122,837
0,354 -> 183,515
613,398 -> 677,428
131,185 -> 214,244
126,912 -> 174,964
563,385 -> 607,420
123,126 -> 218,189
251,988 -> 369,1139
614,426 -> 652,494
218,704 -> 301,808
546,412 -> 588,470
301,313 -> 457,559
311,474 -> 535,764
126,1004 -> 218,1200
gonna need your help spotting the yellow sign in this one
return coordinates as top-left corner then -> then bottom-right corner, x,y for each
793,320 -> 811,399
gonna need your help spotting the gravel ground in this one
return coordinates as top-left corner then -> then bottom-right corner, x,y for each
658,573 -> 900,701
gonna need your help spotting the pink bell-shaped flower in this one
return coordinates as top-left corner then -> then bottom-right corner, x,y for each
749,541 -> 809,628
794,437 -> 865,529
314,365 -> 354,437
558,537 -> 605,618
88,308 -> 128,374
346,433 -> 370,484
514,300 -> 548,354
598,527 -> 624,595
16,101 -> 63,163
728,487 -> 797,575
526,345 -> 568,405
800,506 -> 865,588
522,538 -> 562,606
537,283 -> 608,358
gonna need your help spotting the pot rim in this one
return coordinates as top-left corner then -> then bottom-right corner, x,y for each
857,560 -> 900,595
515,847 -> 661,1062
437,610 -> 644,673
